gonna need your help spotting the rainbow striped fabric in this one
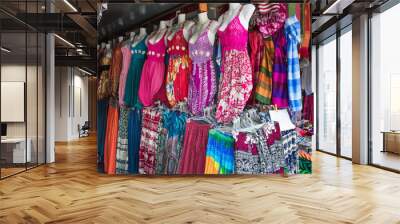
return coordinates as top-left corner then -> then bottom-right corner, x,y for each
204,130 -> 235,174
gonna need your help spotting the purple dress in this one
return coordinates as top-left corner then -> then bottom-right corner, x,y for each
188,22 -> 217,115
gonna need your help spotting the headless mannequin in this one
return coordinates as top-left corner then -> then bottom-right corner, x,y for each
167,13 -> 194,41
218,3 -> 255,32
148,20 -> 168,45
118,36 -> 124,44
105,43 -> 112,58
189,11 -> 220,45
129,32 -> 135,42
132,27 -> 147,47
101,42 -> 106,50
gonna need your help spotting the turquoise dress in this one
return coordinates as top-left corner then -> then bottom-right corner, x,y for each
124,37 -> 147,108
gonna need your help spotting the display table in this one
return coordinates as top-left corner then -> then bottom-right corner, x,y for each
382,131 -> 400,154
1,138 -> 32,164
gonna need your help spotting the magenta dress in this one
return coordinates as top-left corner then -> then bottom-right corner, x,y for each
138,34 -> 167,107
188,21 -> 217,115
216,7 -> 253,124
118,45 -> 132,106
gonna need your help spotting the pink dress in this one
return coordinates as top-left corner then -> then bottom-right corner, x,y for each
216,7 -> 253,124
118,45 -> 132,106
138,33 -> 167,107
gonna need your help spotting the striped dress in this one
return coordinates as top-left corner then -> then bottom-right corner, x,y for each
255,37 -> 274,104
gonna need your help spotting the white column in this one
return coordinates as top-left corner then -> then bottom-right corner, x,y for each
352,14 -> 369,164
46,0 -> 55,163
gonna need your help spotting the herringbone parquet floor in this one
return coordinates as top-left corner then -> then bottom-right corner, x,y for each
1,135 -> 400,224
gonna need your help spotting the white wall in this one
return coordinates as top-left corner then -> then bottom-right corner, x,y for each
55,67 -> 89,141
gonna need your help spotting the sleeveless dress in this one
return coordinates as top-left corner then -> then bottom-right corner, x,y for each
124,37 -> 147,108
165,26 -> 192,107
138,33 -> 167,107
188,21 -> 217,115
216,7 -> 253,124
97,55 -> 112,100
118,45 -> 132,106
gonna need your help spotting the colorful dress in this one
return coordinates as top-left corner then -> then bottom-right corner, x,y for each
118,45 -> 132,106
138,34 -> 167,107
165,27 -> 192,107
97,56 -> 112,100
204,129 -> 235,174
128,108 -> 142,174
216,7 -> 253,124
188,21 -> 217,115
124,37 -> 147,108
233,132 -> 260,174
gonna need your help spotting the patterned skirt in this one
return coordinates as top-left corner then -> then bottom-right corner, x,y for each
234,132 -> 260,174
116,108 -> 129,174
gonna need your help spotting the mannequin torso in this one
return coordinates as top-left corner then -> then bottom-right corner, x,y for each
189,12 -> 220,45
148,20 -> 168,45
167,14 -> 195,41
132,27 -> 147,47
105,44 -> 112,58
218,3 -> 255,32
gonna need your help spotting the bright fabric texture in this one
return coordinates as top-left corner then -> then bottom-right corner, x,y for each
179,120 -> 211,174
255,37 -> 274,104
166,28 -> 192,107
285,16 -> 302,112
205,130 -> 235,174
271,29 -> 289,108
138,108 -> 163,174
138,34 -> 166,107
188,21 -> 217,115
124,37 -> 147,108
104,104 -> 119,174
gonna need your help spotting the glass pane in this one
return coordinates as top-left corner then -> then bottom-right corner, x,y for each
1,31 -> 27,177
318,37 -> 337,154
371,4 -> 400,171
340,29 -> 352,158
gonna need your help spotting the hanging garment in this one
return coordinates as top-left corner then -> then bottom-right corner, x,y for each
124,37 -> 147,108
216,6 -> 253,124
165,27 -> 192,107
255,37 -> 274,104
205,129 -> 235,174
179,120 -> 211,174
271,29 -> 289,108
285,16 -> 302,112
116,107 -> 129,174
299,3 -> 311,59
118,45 -> 132,106
110,43 -> 123,99
138,107 -> 163,174
128,108 -> 142,174
281,130 -> 298,175
248,30 -> 263,104
97,55 -> 112,100
233,132 -> 260,174
254,123 -> 284,174
255,3 -> 287,38
104,102 -> 119,174
97,99 -> 108,173
302,93 -> 314,124
157,110 -> 187,174
138,34 -> 167,107
188,22 -> 217,115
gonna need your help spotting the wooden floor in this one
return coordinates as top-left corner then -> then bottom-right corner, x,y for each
1,135 -> 400,223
